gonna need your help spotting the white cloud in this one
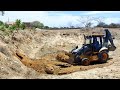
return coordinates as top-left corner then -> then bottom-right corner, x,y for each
0,11 -> 81,27
104,17 -> 120,24
83,11 -> 120,15
0,11 -> 48,22
0,11 -> 120,27
45,15 -> 80,27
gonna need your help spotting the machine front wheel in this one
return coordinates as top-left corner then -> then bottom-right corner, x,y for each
81,58 -> 90,66
98,51 -> 109,63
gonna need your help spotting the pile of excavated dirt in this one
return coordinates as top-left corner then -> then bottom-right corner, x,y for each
0,28 -> 120,79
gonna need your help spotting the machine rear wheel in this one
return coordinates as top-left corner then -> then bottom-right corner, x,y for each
81,58 -> 90,66
98,51 -> 109,63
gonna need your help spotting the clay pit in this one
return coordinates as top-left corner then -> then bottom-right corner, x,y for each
11,29 -> 115,75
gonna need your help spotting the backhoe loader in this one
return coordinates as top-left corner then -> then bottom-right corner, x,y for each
57,29 -> 116,66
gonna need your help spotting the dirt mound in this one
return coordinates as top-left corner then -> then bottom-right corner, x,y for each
56,51 -> 74,64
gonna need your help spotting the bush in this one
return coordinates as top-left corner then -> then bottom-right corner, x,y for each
44,26 -> 49,29
96,22 -> 120,28
9,25 -> 16,30
20,23 -> 26,30
4,23 -> 9,28
31,21 -> 44,29
0,21 -> 4,26
0,25 -> 5,31
108,23 -> 120,28
96,22 -> 107,27
15,19 -> 21,28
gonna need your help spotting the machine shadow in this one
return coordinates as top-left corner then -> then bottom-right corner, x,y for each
108,58 -> 113,60
90,57 -> 113,65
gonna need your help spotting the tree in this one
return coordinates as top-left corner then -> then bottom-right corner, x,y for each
20,23 -> 26,29
9,25 -> 16,30
109,23 -> 120,28
44,26 -> 49,29
15,19 -> 21,28
0,21 -> 4,26
96,22 -> 107,27
0,25 -> 5,31
39,23 -> 44,29
77,16 -> 94,30
4,23 -> 9,28
93,17 -> 105,24
0,20 -> 5,31
31,21 -> 44,29
85,22 -> 92,28
71,26 -> 75,29
77,16 -> 105,29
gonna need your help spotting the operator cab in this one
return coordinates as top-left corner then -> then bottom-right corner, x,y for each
84,34 -> 104,52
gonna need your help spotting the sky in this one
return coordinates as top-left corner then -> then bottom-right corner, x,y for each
0,11 -> 120,27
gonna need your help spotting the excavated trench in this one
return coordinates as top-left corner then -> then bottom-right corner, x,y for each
11,30 -> 115,75
15,50 -> 114,75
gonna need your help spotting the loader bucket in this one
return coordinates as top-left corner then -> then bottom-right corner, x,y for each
56,51 -> 75,64
108,45 -> 116,51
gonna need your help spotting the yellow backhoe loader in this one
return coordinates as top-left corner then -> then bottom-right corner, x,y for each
57,29 -> 116,66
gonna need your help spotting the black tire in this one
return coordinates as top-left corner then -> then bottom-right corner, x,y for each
81,58 -> 90,66
74,55 -> 81,64
98,51 -> 109,63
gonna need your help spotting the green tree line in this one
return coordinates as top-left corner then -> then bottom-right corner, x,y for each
96,22 -> 120,28
0,19 -> 50,31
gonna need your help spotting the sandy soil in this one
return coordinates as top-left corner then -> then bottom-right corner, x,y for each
0,28 -> 120,79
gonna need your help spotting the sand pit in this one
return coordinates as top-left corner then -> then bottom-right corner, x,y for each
0,28 -> 119,79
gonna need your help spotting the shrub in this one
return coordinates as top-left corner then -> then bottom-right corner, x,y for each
31,21 -> 44,29
44,26 -> 49,29
15,19 -> 21,28
96,22 -> 107,27
9,25 -> 16,30
0,21 -> 4,26
4,23 -> 9,28
20,23 -> 26,30
0,25 -> 5,31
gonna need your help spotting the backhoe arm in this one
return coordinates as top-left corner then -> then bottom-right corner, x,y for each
103,29 -> 116,51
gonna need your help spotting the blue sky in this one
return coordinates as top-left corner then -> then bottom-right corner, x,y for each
0,11 -> 120,27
